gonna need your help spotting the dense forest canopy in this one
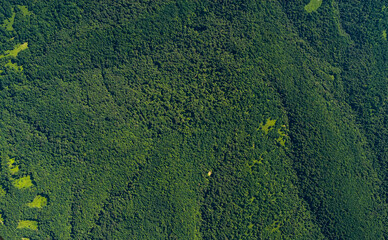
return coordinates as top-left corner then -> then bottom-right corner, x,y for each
0,0 -> 386,239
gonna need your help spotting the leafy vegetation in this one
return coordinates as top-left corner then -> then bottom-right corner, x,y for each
1,10 -> 15,31
17,220 -> 38,230
13,176 -> 33,190
305,0 -> 323,13
8,158 -> 19,175
0,42 -> 28,58
26,195 -> 47,208
259,118 -> 277,134
0,0 -> 385,239
17,6 -> 32,17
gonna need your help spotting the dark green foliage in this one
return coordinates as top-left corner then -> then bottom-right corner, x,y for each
0,0 -> 386,239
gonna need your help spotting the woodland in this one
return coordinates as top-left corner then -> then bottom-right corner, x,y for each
0,0 -> 386,239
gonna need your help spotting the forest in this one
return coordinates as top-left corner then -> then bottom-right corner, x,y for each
0,0 -> 386,239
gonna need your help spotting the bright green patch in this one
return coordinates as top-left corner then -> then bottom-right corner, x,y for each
17,220 -> 38,230
0,43 -> 29,60
0,43 -> 28,72
383,30 -> 387,40
5,60 -> 23,71
0,186 -> 6,196
8,158 -> 20,174
22,238 -> 31,240
27,195 -> 48,208
8,158 -> 16,166
277,129 -> 286,147
9,165 -> 19,174
0,213 -> 3,224
2,11 -> 16,31
259,118 -> 277,134
3,42 -> 29,58
305,0 -> 323,13
13,176 -> 34,189
17,5 -> 32,16
277,138 -> 286,146
331,1 -> 352,42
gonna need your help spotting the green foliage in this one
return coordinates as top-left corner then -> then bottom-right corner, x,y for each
8,157 -> 19,174
1,10 -> 15,31
305,0 -> 323,13
0,0 -> 385,239
13,176 -> 33,189
0,42 -> 28,59
259,118 -> 277,135
17,220 -> 38,230
26,195 -> 47,208
17,6 -> 32,17
4,60 -> 23,72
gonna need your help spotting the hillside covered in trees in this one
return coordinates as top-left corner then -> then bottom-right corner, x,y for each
0,0 -> 386,239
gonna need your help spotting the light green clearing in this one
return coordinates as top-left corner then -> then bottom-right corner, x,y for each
17,5 -> 32,16
17,220 -> 38,230
259,118 -> 277,134
0,186 -> 6,196
22,238 -> 31,240
0,43 -> 28,73
8,158 -> 16,166
331,1 -> 352,42
27,195 -> 48,208
2,10 -> 16,31
13,176 -> 34,189
8,158 -> 20,174
5,60 -> 23,71
1,42 -> 29,59
383,30 -> 387,40
0,213 -> 3,224
277,128 -> 287,147
305,0 -> 323,13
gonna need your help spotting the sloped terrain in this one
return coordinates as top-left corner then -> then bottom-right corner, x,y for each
0,0 -> 386,239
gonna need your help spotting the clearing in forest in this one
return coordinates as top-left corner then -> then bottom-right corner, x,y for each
17,5 -> 32,16
259,118 -> 277,134
27,195 -> 48,208
8,158 -> 19,175
12,176 -> 33,189
4,61 -> 23,71
17,220 -> 38,230
277,127 -> 287,147
2,42 -> 28,58
305,0 -> 323,13
0,187 -> 5,196
0,43 -> 28,72
2,10 -> 16,31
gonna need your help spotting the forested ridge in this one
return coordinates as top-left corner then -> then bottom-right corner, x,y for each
0,0 -> 386,239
